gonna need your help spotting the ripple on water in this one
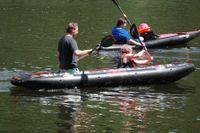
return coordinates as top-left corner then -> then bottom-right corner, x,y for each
0,68 -> 27,91
196,115 -> 200,121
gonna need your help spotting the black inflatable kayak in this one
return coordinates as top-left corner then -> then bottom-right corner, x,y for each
101,30 -> 200,51
11,63 -> 195,89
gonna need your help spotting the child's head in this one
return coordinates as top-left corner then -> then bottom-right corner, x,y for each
121,44 -> 132,54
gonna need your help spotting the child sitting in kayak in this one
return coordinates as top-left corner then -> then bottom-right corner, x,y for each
119,44 -> 154,68
138,23 -> 159,42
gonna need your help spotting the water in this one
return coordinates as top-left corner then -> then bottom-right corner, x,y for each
0,0 -> 200,132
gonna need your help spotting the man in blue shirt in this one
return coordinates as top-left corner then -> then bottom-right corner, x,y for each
112,18 -> 143,46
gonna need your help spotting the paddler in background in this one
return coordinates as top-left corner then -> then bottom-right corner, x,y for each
138,23 -> 159,41
112,18 -> 144,46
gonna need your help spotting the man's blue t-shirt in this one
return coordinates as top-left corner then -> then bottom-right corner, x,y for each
112,27 -> 131,44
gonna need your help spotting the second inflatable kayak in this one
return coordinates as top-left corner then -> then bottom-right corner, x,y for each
100,30 -> 200,51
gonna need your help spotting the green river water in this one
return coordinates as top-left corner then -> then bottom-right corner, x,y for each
0,0 -> 200,132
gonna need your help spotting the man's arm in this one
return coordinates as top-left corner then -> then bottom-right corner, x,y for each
74,49 -> 93,57
128,39 -> 142,46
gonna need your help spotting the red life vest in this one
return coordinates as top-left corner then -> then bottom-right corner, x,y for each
138,23 -> 151,34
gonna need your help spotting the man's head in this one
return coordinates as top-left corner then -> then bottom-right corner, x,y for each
116,18 -> 127,28
66,22 -> 79,37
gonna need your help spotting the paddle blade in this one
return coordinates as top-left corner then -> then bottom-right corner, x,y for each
112,0 -> 118,6
130,24 -> 139,39
101,35 -> 115,47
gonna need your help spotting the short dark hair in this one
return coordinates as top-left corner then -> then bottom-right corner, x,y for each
116,18 -> 126,27
65,22 -> 78,33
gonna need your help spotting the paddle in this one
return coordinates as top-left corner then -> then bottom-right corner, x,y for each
100,35 -> 116,47
78,44 -> 100,61
79,35 -> 115,59
112,0 -> 132,27
111,0 -> 148,52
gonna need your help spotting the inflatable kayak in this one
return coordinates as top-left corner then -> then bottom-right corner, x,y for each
11,63 -> 195,90
100,30 -> 200,51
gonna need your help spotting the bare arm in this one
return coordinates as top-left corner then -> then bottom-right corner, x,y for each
134,49 -> 146,57
122,53 -> 134,63
74,49 -> 93,57
134,56 -> 153,65
128,39 -> 142,46
134,59 -> 151,65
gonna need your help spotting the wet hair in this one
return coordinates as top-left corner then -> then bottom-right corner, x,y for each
65,22 -> 78,33
116,18 -> 127,27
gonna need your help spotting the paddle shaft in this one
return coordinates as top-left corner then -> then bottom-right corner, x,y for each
77,47 -> 97,61
113,3 -> 132,27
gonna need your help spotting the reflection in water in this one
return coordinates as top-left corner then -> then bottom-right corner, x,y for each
10,83 -> 195,132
